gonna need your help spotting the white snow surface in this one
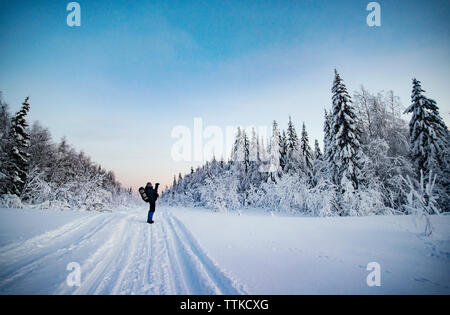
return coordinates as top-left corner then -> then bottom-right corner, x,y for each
0,206 -> 449,294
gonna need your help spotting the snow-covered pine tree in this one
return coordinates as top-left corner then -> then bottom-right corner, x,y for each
286,116 -> 300,174
257,135 -> 269,179
314,139 -> 322,160
268,121 -> 282,180
310,138 -> 324,187
300,122 -> 313,172
172,175 -> 177,187
243,130 -> 250,174
178,173 -> 183,189
279,130 -> 288,171
404,78 -> 450,211
239,130 -> 251,204
0,96 -> 11,192
232,127 -> 249,175
329,70 -> 361,190
0,95 -> 10,141
231,127 -> 244,163
249,128 -> 262,184
7,97 -> 31,196
323,109 -> 332,161
229,127 -> 251,204
249,128 -> 258,164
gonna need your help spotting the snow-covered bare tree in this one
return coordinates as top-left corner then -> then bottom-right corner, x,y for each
353,87 -> 409,158
402,170 -> 440,236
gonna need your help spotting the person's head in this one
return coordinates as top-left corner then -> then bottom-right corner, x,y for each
146,182 -> 153,188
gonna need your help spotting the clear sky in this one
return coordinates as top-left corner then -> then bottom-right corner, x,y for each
1,0 -> 449,190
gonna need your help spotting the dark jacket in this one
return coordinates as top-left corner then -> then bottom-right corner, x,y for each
145,183 -> 159,205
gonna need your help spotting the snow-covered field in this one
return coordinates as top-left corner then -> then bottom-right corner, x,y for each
0,206 -> 449,294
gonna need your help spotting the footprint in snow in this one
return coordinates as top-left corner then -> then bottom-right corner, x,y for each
413,277 -> 430,283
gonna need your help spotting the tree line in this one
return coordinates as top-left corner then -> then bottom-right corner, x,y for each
0,94 -> 135,210
162,70 -> 449,216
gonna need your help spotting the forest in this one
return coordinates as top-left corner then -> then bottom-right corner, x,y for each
162,70 -> 449,218
0,94 -> 135,211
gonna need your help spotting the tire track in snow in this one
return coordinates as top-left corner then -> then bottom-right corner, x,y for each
0,213 -> 115,291
59,213 -> 136,294
1,207 -> 247,294
0,212 -> 102,260
164,210 -> 247,294
137,213 -> 186,294
110,215 -> 151,295
157,213 -> 190,294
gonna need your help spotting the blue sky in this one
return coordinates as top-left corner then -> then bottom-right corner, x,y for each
1,0 -> 449,189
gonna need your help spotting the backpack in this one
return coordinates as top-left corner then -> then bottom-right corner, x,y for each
138,187 -> 149,202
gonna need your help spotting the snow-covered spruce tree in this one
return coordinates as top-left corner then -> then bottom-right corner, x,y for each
239,130 -> 251,205
329,70 -> 362,190
323,109 -> 333,167
231,127 -> 244,164
314,139 -> 322,160
268,120 -> 282,181
7,97 -> 31,196
249,128 -> 258,167
310,139 -> 324,187
300,122 -> 313,174
404,78 -> 450,212
285,116 -> 300,174
279,130 -> 288,171
230,127 -> 251,204
257,135 -> 270,182
177,172 -> 184,194
20,122 -> 55,203
248,128 -> 262,186
0,95 -> 11,192
243,130 -> 250,175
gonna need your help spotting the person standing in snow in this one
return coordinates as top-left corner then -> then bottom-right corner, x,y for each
145,182 -> 159,224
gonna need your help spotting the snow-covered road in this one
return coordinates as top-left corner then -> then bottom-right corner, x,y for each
1,206 -> 449,294
0,207 -> 246,295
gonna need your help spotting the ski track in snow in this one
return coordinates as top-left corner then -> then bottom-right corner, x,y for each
0,208 -> 246,295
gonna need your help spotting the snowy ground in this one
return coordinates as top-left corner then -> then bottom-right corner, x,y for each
0,206 -> 449,294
